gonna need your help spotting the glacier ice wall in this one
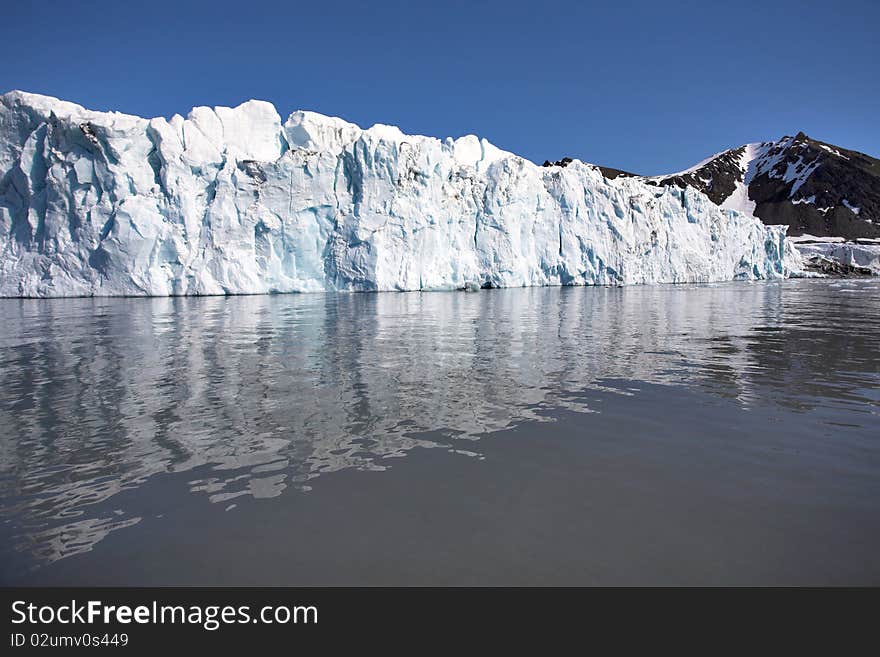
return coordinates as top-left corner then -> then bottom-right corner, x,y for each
0,91 -> 801,297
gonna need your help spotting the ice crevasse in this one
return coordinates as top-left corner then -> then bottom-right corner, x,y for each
0,91 -> 802,297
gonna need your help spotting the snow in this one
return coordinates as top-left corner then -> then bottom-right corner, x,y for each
818,144 -> 848,159
794,242 -> 880,274
789,233 -> 880,274
746,137 -> 822,198
741,142 -> 771,185
781,156 -> 822,195
842,199 -> 861,215
718,178 -> 755,216
0,91 -> 802,297
718,144 -> 762,216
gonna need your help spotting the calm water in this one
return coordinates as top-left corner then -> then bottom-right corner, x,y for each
1,279 -> 878,585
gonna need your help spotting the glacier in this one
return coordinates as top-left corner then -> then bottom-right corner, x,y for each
0,91 -> 802,297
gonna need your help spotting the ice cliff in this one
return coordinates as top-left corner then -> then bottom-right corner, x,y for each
0,91 -> 801,297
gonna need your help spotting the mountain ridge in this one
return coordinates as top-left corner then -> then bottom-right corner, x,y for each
545,133 -> 880,240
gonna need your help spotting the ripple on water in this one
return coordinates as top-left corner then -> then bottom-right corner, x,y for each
0,278 -> 878,567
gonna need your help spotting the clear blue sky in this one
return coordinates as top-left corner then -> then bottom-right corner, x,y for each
3,0 -> 878,174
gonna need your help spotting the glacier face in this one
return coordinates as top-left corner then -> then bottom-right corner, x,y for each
0,91 -> 801,297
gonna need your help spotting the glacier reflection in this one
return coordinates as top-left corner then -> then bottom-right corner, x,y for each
1,279 -> 878,566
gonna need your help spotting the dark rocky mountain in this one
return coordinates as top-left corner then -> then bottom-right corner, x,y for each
549,133 -> 880,240
654,133 -> 880,239
650,146 -> 753,206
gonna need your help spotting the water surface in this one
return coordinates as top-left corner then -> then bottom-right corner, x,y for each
1,280 -> 878,584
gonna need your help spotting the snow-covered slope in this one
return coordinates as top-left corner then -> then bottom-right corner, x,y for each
0,91 -> 800,297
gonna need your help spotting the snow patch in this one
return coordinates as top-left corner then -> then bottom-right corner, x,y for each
818,144 -> 849,159
718,144 -> 763,216
781,156 -> 821,195
842,199 -> 861,215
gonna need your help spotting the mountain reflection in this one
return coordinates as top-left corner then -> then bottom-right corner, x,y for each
1,280 -> 878,566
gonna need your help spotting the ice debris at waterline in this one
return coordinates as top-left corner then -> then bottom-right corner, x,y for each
0,91 -> 803,297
